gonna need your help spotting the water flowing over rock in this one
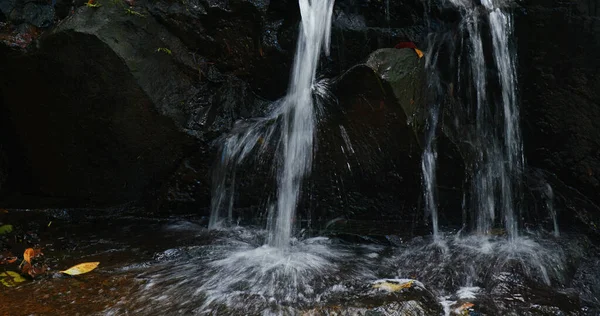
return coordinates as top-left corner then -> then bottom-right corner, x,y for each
208,47 -> 429,237
420,0 -> 525,239
516,0 -> 600,239
0,0 -> 600,314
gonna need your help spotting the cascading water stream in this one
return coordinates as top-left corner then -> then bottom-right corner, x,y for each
209,0 -> 335,249
269,0 -> 335,247
424,0 -> 523,239
101,2 -> 600,314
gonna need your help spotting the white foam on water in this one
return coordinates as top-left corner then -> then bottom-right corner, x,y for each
457,286 -> 480,299
387,234 -> 567,293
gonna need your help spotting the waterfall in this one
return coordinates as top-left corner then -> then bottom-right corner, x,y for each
422,34 -> 444,240
269,0 -> 335,248
544,183 -> 559,237
209,0 -> 335,249
424,0 -> 523,239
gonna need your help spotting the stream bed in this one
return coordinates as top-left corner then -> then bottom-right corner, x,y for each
1,208 -> 599,315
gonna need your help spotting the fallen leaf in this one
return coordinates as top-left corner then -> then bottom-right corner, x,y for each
414,48 -> 424,58
23,248 -> 35,264
2,257 -> 18,264
0,224 -> 13,235
372,280 -> 414,292
21,262 -> 48,278
0,271 -> 26,287
60,262 -> 100,275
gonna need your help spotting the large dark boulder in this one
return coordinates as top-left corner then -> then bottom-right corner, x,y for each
0,2 -> 224,206
516,0 -> 600,236
0,33 -> 194,206
0,0 -> 429,218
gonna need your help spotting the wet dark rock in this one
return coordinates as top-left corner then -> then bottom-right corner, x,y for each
0,0 -> 285,208
517,0 -> 600,235
306,279 -> 443,315
21,3 -> 54,28
155,76 -> 270,215
0,144 -> 7,194
365,48 -> 425,134
480,272 -> 582,316
0,4 -> 200,206
303,49 -> 426,236
524,168 -> 600,240
0,0 -> 55,28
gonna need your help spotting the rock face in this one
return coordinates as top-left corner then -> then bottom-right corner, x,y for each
0,0 -> 428,214
516,0 -> 600,236
0,33 -> 195,206
1,0 -> 597,243
304,48 -> 426,235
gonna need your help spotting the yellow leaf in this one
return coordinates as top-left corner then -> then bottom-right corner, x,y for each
0,271 -> 26,287
60,262 -> 100,275
414,48 -> 424,58
372,280 -> 414,292
23,248 -> 34,264
0,224 -> 13,235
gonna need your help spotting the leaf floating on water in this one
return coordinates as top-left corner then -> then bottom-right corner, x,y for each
0,224 -> 13,235
372,279 -> 415,292
0,271 -> 26,287
60,262 -> 100,275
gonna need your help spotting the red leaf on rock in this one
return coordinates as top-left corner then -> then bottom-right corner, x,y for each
394,41 -> 418,50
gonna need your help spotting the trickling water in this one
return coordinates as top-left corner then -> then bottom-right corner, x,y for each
209,115 -> 279,228
422,35 -> 444,240
209,0 -> 335,248
485,1 -> 523,239
544,183 -> 560,237
424,0 -> 523,239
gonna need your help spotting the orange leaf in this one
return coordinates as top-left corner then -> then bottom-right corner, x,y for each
23,248 -> 34,264
0,256 -> 17,265
414,48 -> 424,58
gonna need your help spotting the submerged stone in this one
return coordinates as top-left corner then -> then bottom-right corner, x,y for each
303,278 -> 442,316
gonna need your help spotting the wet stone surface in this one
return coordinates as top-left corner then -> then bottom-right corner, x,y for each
0,208 -> 599,315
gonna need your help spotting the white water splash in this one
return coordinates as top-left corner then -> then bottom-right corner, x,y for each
387,234 -> 567,290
